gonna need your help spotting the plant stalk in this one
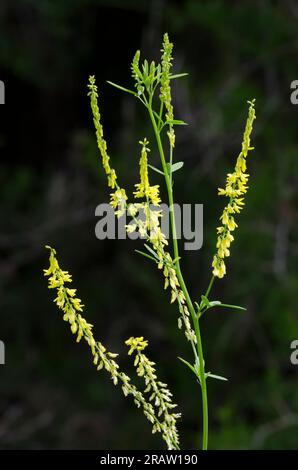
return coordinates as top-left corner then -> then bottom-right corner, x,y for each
148,104 -> 209,450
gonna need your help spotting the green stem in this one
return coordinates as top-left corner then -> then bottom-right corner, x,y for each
169,144 -> 173,186
205,276 -> 215,299
148,103 -> 209,450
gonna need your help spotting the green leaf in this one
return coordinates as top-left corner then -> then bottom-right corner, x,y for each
170,73 -> 189,80
178,357 -> 199,380
152,110 -> 164,127
199,296 -> 246,313
168,161 -> 184,173
135,250 -> 157,263
148,164 -> 164,176
106,81 -> 136,96
216,303 -> 246,311
208,300 -> 222,307
143,77 -> 150,90
206,372 -> 228,382
167,119 -> 188,126
144,244 -> 159,260
200,295 -> 210,309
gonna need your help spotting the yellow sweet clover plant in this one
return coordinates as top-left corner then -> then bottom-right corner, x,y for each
44,33 -> 256,450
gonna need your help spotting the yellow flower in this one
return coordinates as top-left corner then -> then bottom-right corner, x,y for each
212,256 -> 226,279
110,188 -> 128,217
147,185 -> 161,206
212,99 -> 256,278
108,169 -> 117,189
125,336 -> 148,355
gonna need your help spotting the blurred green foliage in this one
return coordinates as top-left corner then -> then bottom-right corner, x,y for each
0,0 -> 298,449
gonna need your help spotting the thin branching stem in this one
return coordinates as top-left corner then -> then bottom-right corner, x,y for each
148,101 -> 209,450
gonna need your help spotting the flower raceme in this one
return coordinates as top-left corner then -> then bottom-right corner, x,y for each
43,246 -> 180,450
212,99 -> 256,279
87,76 -> 117,190
125,336 -> 180,449
134,138 -> 161,206
160,33 -> 175,148
87,77 -> 129,218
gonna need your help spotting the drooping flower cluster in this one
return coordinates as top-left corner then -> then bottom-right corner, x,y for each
160,33 -> 175,148
125,337 -> 180,449
212,100 -> 256,278
44,246 -> 120,382
44,246 -> 180,449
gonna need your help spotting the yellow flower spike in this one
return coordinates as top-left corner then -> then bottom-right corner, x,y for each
126,336 -> 180,449
160,33 -> 175,148
87,76 -> 119,189
44,246 -> 181,449
88,76 -> 111,175
136,138 -> 150,195
212,99 -> 256,279
131,50 -> 144,96
134,139 -> 161,206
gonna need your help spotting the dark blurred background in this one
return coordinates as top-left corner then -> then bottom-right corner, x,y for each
0,0 -> 298,450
